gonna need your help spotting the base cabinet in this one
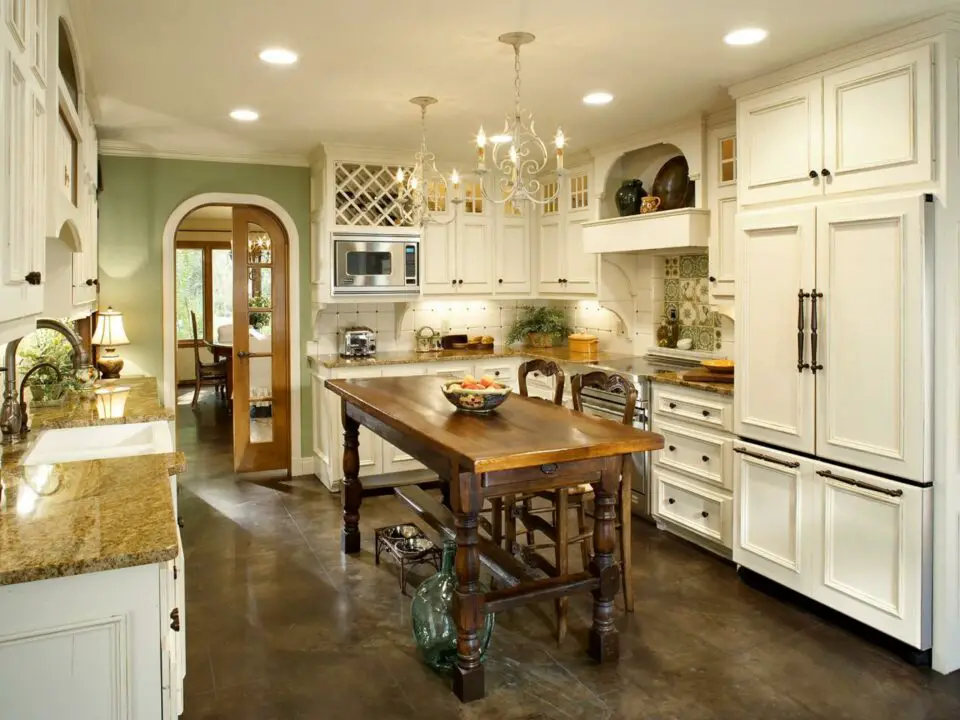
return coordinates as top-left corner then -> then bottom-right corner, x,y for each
733,439 -> 931,648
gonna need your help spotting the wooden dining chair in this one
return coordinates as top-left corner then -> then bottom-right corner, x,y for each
190,311 -> 228,407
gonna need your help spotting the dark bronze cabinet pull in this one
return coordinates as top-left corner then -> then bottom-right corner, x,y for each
810,290 -> 823,373
701,511 -> 709,518
733,446 -> 800,469
797,290 -> 810,372
170,608 -> 181,632
821,168 -> 831,177
668,445 -> 676,452
816,469 -> 903,497
702,455 -> 709,463
701,410 -> 710,417
709,275 -> 716,282
808,170 -> 819,179
667,498 -> 676,504
451,279 -> 456,285
24,271 -> 41,285
498,278 -> 503,284
668,402 -> 677,409
458,279 -> 463,285
85,278 -> 100,287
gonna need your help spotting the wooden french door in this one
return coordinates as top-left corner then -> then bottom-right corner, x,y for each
232,206 -> 291,473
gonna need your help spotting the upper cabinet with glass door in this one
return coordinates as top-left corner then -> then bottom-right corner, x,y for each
0,0 -> 49,335
737,45 -> 934,206
707,125 -> 737,299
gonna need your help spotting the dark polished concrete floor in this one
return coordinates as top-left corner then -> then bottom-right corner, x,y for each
176,388 -> 960,719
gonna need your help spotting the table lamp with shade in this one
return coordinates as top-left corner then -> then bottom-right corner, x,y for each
91,307 -> 130,379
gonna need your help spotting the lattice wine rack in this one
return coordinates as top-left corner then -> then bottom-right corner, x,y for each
334,161 -> 415,227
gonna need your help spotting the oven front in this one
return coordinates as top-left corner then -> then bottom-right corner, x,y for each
333,235 -> 419,295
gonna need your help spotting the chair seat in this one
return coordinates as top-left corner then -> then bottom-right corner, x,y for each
198,362 -> 227,379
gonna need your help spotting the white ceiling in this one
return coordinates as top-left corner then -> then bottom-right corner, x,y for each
70,0 -> 953,164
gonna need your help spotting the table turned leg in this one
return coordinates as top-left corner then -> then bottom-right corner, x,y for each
451,470 -> 484,702
341,404 -> 363,554
588,456 -> 622,663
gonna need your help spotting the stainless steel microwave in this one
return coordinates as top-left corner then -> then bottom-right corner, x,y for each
332,233 -> 419,296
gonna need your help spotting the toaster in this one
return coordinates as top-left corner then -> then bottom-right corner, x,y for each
340,327 -> 377,358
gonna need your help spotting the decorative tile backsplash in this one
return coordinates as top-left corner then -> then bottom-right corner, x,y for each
661,254 -> 722,351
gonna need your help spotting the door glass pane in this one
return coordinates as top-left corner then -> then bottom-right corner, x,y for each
346,251 -> 391,276
248,353 -> 272,401
248,223 -> 271,264
175,247 -> 204,341
250,307 -> 272,335
212,248 -> 233,342
248,267 -> 272,308
249,400 -> 274,444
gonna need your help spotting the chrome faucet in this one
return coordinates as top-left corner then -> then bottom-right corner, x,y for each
1,319 -> 93,443
15,362 -> 62,436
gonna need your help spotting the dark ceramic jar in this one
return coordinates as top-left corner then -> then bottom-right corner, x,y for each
614,179 -> 647,216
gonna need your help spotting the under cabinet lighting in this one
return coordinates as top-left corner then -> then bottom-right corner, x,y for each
259,47 -> 298,65
723,28 -> 768,46
230,108 -> 259,122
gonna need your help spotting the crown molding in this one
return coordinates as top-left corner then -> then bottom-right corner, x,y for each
98,140 -> 310,167
729,12 -> 960,99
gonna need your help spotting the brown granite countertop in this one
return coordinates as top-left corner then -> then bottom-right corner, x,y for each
0,377 -> 183,586
28,376 -> 174,431
310,347 -> 733,395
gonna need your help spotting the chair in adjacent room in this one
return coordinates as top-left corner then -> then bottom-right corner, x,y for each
190,311 -> 228,407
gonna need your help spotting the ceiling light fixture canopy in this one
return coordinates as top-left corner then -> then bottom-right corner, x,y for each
475,32 -> 565,206
396,96 -> 462,227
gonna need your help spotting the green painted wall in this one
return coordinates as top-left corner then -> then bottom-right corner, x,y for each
97,155 -> 313,456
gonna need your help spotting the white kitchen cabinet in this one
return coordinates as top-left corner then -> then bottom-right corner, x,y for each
814,196 -> 926,480
706,125 -> 737,298
421,221 -> 456,294
537,167 -> 598,295
0,0 -> 46,327
324,366 -> 383,480
456,212 -> 494,295
738,77 -> 823,205
733,440 -> 812,593
494,202 -> 531,294
809,459 -> 931,649
381,365 -> 426,474
654,465 -> 732,548
421,180 -> 494,296
734,207 -> 816,455
738,46 -> 934,206
822,46 -> 933,196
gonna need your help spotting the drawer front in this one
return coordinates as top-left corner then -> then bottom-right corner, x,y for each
333,367 -> 383,380
656,421 -> 732,489
654,466 -> 732,547
384,365 -> 428,378
428,363 -> 475,379
653,386 -> 732,432
476,364 -> 516,384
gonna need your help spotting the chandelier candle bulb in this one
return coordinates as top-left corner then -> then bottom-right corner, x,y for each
476,127 -> 486,169
555,128 -> 565,170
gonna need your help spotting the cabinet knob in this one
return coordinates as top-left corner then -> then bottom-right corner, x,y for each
498,278 -> 503,284
667,445 -> 676,452
701,511 -> 710,518
808,170 -> 819,179
178,516 -> 184,529
668,402 -> 677,409
667,498 -> 676,505
85,278 -> 99,287
458,279 -> 463,285
170,608 -> 181,632
24,271 -> 41,285
821,168 -> 831,177
451,279 -> 457,285
708,276 -> 716,283
494,371 -> 500,377
702,455 -> 710,463
702,410 -> 710,417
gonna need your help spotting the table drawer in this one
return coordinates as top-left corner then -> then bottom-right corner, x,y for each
653,386 -> 732,432
655,421 -> 732,490
654,466 -> 732,547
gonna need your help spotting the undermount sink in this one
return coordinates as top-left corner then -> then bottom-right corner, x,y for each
22,421 -> 174,466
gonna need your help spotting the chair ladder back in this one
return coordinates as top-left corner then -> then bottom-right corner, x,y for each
518,359 -> 565,406
571,371 -> 637,425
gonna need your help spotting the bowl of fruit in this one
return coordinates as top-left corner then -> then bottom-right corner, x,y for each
441,374 -> 512,414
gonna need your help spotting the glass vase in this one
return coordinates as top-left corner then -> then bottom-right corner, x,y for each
410,540 -> 495,673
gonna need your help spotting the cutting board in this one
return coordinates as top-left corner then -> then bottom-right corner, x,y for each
683,369 -> 735,384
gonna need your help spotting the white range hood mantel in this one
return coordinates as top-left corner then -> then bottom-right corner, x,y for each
583,208 -> 710,254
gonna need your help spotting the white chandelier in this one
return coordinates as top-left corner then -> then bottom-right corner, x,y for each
396,96 -> 461,227
475,32 -> 565,206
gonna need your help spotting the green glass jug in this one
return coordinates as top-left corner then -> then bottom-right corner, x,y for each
410,540 -> 495,672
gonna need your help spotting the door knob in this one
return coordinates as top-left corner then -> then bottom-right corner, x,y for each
237,351 -> 251,358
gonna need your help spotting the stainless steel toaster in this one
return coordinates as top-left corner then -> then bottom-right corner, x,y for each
340,327 -> 377,358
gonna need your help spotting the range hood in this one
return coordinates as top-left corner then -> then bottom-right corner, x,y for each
582,208 -> 709,254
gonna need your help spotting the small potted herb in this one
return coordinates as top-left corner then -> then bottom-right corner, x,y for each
506,306 -> 572,348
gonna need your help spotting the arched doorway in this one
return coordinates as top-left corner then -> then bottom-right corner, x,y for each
161,193 -> 302,473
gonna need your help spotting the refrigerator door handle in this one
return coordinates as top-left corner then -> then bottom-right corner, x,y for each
797,290 -> 811,372
810,289 -> 824,373
733,446 -> 801,469
816,469 -> 903,498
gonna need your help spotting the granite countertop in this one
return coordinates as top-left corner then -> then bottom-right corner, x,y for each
0,377 -> 183,586
310,347 -> 734,396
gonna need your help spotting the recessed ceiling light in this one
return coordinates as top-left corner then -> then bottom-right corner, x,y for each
490,134 -> 513,143
259,47 -> 298,65
583,91 -> 614,106
724,27 -> 768,46
230,108 -> 259,122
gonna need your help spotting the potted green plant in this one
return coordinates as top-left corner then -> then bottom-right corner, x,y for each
249,294 -> 271,332
506,306 -> 572,348
16,327 -> 84,406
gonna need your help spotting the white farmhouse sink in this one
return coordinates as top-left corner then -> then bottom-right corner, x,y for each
22,421 -> 174,466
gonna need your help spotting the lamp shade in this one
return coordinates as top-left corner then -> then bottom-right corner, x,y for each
91,307 -> 130,346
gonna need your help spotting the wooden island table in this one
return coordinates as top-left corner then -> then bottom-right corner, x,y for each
325,375 -> 664,702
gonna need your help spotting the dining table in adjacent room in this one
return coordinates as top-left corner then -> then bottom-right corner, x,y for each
209,340 -> 233,399
324,375 -> 665,703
